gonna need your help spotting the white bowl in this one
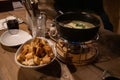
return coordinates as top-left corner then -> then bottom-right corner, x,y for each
15,37 -> 57,68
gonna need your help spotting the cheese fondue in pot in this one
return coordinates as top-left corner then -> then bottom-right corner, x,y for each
64,20 -> 95,29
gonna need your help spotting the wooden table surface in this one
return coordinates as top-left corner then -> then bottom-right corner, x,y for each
0,8 -> 120,80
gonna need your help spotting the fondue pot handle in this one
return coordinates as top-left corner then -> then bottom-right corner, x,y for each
48,22 -> 58,42
82,33 -> 100,44
58,10 -> 64,15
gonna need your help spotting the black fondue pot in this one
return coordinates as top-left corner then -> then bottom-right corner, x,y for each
55,12 -> 100,42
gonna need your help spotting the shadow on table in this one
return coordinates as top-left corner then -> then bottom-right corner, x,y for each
98,32 -> 120,56
17,60 -> 62,80
0,44 -> 20,53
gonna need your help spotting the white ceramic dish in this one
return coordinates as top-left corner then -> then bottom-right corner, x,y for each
15,37 -> 57,68
0,29 -> 32,46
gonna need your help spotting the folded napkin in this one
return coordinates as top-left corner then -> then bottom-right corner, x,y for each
0,16 -> 23,30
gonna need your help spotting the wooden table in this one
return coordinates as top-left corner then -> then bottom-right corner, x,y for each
0,8 -> 120,80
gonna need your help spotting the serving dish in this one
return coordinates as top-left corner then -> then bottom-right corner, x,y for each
15,37 -> 56,68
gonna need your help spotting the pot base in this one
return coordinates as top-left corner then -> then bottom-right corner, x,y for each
56,38 -> 99,65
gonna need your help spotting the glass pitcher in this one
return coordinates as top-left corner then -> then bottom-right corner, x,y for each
22,0 -> 47,38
